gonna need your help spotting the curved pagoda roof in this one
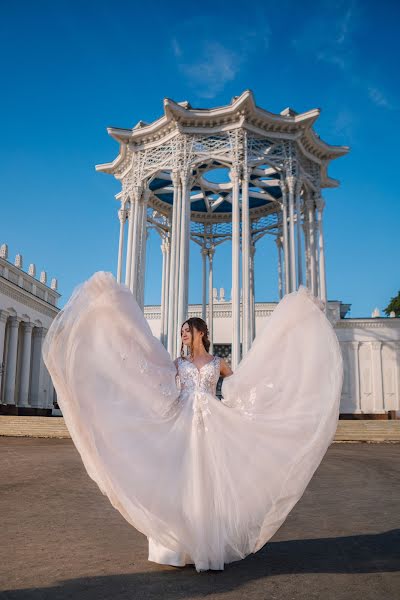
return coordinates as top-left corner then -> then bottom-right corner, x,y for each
96,90 -> 348,221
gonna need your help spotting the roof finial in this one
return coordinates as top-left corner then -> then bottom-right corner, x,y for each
15,253 -> 23,269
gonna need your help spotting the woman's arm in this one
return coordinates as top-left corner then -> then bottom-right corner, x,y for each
219,358 -> 233,378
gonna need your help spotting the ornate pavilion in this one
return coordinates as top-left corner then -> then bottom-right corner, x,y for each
96,90 -> 349,368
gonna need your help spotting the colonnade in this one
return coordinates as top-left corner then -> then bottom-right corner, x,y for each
115,169 -> 328,370
0,310 -> 53,411
277,181 -> 327,304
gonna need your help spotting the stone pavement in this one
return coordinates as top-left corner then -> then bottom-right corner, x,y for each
0,438 -> 399,600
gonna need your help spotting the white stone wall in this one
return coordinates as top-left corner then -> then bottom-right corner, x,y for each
336,320 -> 400,415
0,247 -> 60,414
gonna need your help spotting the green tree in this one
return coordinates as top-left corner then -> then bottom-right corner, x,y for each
383,290 -> 400,317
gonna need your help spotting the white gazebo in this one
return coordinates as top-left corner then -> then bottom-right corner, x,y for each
96,90 -> 349,367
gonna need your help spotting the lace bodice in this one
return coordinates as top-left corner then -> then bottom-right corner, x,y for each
177,356 -> 221,397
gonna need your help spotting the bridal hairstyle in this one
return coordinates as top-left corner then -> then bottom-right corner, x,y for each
180,317 -> 211,358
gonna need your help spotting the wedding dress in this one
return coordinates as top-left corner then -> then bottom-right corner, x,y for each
42,271 -> 343,572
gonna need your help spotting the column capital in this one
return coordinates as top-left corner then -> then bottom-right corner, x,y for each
371,341 -> 382,350
22,321 -> 34,334
275,236 -> 283,249
161,237 -> 170,253
279,178 -> 288,195
33,327 -> 48,339
229,166 -> 240,182
171,169 -> 181,187
134,185 -> 144,201
207,245 -> 215,260
305,193 -> 315,210
314,192 -> 325,211
8,316 -> 20,329
0,310 -> 9,324
350,340 -> 360,348
286,175 -> 297,193
118,208 -> 127,224
180,168 -> 194,189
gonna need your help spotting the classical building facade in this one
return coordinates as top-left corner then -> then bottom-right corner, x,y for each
0,244 -> 60,415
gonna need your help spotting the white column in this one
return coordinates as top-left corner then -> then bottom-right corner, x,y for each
287,176 -> 297,292
208,246 -> 215,355
176,171 -> 191,354
306,194 -> 317,296
201,247 -> 207,321
140,229 -> 148,309
280,181 -> 290,295
164,237 -> 171,347
296,181 -> 303,287
183,176 -> 191,314
47,375 -> 55,412
30,327 -> 47,408
137,192 -> 149,310
130,186 -> 142,296
276,237 -> 283,299
160,238 -> 168,347
350,341 -> 361,413
117,207 -> 126,283
4,316 -> 20,405
230,167 -> 241,369
241,167 -> 251,355
125,199 -> 134,286
249,241 -> 256,343
303,217 -> 310,289
19,322 -> 34,407
315,194 -> 327,304
173,181 -> 182,343
371,341 -> 384,412
0,310 -> 8,402
167,171 -> 181,358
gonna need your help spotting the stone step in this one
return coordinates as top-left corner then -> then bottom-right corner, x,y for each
335,420 -> 400,442
0,416 -> 70,438
0,415 -> 399,442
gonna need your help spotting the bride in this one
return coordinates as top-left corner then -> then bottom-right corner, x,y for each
42,271 -> 343,572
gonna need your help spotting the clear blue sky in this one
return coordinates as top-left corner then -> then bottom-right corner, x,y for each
1,0 -> 399,317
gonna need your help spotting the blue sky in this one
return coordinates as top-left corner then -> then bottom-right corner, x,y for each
1,0 -> 399,317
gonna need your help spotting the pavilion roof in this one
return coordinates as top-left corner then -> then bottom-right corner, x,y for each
97,90 -> 348,175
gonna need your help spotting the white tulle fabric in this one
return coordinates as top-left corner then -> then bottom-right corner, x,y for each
42,271 -> 343,572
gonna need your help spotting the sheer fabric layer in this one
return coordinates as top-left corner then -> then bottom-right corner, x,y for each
43,272 -> 343,572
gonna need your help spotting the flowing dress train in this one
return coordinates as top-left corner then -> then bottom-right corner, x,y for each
42,271 -> 343,572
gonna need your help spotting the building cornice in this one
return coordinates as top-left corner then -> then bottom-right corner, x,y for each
336,319 -> 400,329
0,277 -> 60,318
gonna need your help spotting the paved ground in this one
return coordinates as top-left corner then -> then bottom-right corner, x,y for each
0,438 -> 399,600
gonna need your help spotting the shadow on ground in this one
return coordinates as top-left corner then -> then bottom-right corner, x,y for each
2,530 -> 399,600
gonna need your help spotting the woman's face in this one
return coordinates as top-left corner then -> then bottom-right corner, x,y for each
181,322 -> 202,346
181,322 -> 191,345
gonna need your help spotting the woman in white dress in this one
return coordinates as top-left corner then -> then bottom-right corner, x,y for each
42,271 -> 343,572
148,315 -> 232,568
